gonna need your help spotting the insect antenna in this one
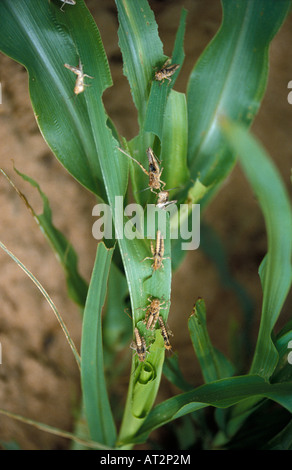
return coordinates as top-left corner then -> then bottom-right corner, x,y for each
116,147 -> 148,175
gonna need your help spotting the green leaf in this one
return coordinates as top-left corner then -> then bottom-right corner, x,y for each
188,299 -> 234,382
162,353 -> 194,392
117,216 -> 172,446
0,0 -> 114,198
200,222 -> 255,367
35,0 -> 174,444
0,2 -> 130,446
128,88 -> 189,211
129,331 -> 165,420
115,0 -> 165,126
144,82 -> 169,140
10,167 -> 88,308
221,119 -> 292,379
115,0 -> 168,205
160,90 -> 189,191
272,323 -> 292,383
132,375 -> 292,444
165,7 -> 187,86
264,419 -> 292,450
103,262 -> 131,355
219,399 -> 292,450
144,8 -> 187,139
80,242 -> 116,446
223,324 -> 292,441
115,2 -> 187,208
61,8 -> 129,206
187,0 -> 291,195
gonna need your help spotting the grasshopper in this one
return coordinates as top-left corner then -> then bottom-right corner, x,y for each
117,146 -> 166,194
143,230 -> 170,271
131,327 -> 148,362
156,190 -> 177,210
146,147 -> 166,193
64,60 -> 93,95
155,59 -> 180,85
58,0 -> 76,12
140,297 -> 169,330
158,316 -> 173,351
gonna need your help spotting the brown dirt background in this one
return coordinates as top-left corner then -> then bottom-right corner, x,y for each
0,0 -> 291,450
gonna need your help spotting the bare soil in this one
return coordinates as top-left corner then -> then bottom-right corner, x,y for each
0,0 -> 291,450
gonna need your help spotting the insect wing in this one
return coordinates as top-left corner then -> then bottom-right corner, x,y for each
158,316 -> 172,351
164,64 -> 180,76
146,147 -> 161,169
133,328 -> 147,362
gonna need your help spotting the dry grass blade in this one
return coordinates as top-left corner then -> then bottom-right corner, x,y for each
0,407 -> 112,450
0,240 -> 81,370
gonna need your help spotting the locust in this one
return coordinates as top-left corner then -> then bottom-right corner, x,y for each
143,230 -> 170,271
58,0 -> 76,12
130,327 -> 147,362
117,146 -> 166,194
64,60 -> 93,95
155,59 -> 180,85
156,190 -> 177,210
146,147 -> 166,193
139,297 -> 169,330
158,316 -> 173,351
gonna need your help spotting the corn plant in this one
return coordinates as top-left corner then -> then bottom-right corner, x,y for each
0,0 -> 291,451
